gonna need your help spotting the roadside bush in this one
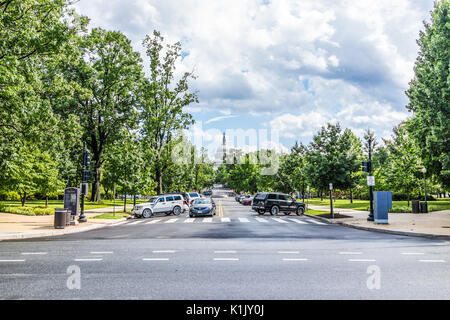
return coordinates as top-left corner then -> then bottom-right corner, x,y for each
0,205 -> 54,216
0,191 -> 21,201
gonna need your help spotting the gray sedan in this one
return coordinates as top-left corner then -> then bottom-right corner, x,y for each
189,198 -> 216,217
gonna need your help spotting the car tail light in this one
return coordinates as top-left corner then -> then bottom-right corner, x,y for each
183,200 -> 186,205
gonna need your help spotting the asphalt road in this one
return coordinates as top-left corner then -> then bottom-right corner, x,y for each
0,194 -> 449,299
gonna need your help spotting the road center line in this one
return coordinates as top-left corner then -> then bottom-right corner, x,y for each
74,258 -> 103,262
214,250 -> 236,254
152,250 -> 176,253
282,258 -> 308,261
21,252 -> 47,255
0,259 -> 26,262
401,252 -> 425,255
348,259 -> 376,262
419,260 -> 446,263
142,258 -> 169,261
278,251 -> 299,254
213,258 -> 239,261
90,251 -> 113,254
339,252 -> 363,255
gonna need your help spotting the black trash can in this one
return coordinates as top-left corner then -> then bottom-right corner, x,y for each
411,200 -> 420,213
54,208 -> 67,229
420,202 -> 428,213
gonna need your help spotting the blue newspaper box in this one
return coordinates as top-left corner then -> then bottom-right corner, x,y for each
373,191 -> 392,224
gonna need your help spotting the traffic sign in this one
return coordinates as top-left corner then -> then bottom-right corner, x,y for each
367,176 -> 375,186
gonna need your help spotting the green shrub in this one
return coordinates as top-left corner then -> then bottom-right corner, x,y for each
0,205 -> 53,216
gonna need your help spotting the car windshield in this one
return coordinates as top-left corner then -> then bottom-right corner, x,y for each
189,193 -> 199,197
147,197 -> 158,203
192,199 -> 211,205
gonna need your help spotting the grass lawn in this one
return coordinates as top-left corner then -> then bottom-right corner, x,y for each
0,199 -> 147,215
304,209 -> 330,216
304,198 -> 450,213
92,212 -> 131,219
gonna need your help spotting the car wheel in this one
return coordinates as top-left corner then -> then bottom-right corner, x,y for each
258,209 -> 265,215
189,213 -> 193,218
142,209 -> 152,219
270,206 -> 279,215
296,207 -> 305,216
173,206 -> 181,216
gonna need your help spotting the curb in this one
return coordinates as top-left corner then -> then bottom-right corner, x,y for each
0,218 -> 127,241
305,213 -> 450,240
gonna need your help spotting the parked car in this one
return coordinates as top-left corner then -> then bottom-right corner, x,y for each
241,196 -> 254,205
235,194 -> 244,202
189,198 -> 216,217
211,193 -> 227,198
251,192 -> 305,215
203,190 -> 213,196
132,194 -> 188,218
239,195 -> 252,204
185,192 -> 202,205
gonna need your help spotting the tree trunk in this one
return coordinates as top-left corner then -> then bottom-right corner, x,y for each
21,192 -> 27,207
123,195 -> 127,213
320,191 -> 323,201
45,196 -> 48,208
350,188 -> 353,204
407,193 -> 410,207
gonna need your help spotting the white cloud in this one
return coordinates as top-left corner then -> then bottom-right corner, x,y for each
72,0 -> 433,144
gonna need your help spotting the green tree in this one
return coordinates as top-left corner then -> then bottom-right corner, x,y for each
405,0 -> 450,188
56,28 -> 144,202
140,30 -> 197,194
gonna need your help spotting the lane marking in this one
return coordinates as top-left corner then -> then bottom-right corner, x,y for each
419,260 -> 446,263
202,218 -> 213,223
214,250 -> 236,254
287,218 -> 307,224
0,259 -> 26,262
21,252 -> 47,255
221,217 -> 231,222
213,258 -> 239,261
348,259 -> 376,262
339,252 -> 363,255
90,251 -> 113,254
401,252 -> 425,255
271,218 -> 288,223
145,219 -> 161,224
282,258 -> 308,261
74,258 -> 103,262
152,250 -> 176,253
305,219 -> 326,225
164,219 -> 178,224
255,217 -> 268,223
278,251 -> 299,254
183,218 -> 195,223
238,218 -> 250,223
142,258 -> 169,261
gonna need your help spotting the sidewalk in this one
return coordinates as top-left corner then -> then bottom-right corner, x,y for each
0,206 -> 133,241
306,204 -> 450,239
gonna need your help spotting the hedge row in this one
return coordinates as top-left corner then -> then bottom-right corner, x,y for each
0,205 -> 54,216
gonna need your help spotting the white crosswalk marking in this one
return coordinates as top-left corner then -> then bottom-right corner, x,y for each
271,217 -> 288,223
202,218 -> 213,223
145,219 -> 161,224
305,219 -> 326,225
238,218 -> 250,223
164,219 -> 178,223
111,221 -> 128,226
255,217 -> 268,223
127,220 -> 144,225
287,218 -> 307,224
183,218 -> 195,223
221,217 -> 231,222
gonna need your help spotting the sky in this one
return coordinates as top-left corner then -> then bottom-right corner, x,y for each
71,0 -> 434,160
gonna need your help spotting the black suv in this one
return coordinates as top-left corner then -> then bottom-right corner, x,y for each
252,192 -> 305,216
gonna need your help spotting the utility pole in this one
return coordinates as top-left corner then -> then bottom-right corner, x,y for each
367,136 -> 374,222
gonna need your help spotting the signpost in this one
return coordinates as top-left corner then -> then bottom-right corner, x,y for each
329,183 -> 334,219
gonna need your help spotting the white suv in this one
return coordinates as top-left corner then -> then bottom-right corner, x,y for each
186,192 -> 202,206
133,194 -> 188,218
